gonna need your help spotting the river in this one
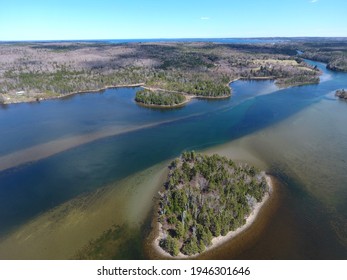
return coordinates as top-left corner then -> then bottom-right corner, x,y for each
0,60 -> 346,259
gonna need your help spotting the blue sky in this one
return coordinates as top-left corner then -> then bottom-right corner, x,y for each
0,0 -> 346,40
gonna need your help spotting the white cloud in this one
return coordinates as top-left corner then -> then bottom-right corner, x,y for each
200,17 -> 210,20
310,0 -> 318,3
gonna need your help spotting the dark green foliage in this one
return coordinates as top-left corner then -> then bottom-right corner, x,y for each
159,235 -> 180,256
181,237 -> 200,256
146,71 -> 231,97
135,89 -> 185,106
158,152 -> 269,256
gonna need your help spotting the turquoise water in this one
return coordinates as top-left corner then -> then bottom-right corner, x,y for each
0,60 -> 346,259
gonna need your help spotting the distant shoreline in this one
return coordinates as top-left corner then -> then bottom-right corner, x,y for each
3,83 -> 232,106
152,175 -> 274,259
2,73 -> 318,106
1,83 -> 146,105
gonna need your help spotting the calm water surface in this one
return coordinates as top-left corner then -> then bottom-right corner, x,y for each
0,60 -> 346,259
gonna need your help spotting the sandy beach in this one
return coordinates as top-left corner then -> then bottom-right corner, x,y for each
152,175 -> 274,259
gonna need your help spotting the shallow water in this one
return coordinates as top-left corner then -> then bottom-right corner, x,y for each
0,60 -> 346,259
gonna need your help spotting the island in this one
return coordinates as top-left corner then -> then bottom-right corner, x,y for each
135,89 -> 187,107
155,151 -> 271,257
335,89 -> 347,100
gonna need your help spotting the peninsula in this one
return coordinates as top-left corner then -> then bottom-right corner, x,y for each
155,151 -> 271,257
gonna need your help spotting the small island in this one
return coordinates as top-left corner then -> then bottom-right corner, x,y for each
156,151 -> 271,257
335,89 -> 347,100
135,89 -> 187,107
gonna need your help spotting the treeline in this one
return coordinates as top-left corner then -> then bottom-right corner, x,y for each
298,42 -> 347,72
146,71 -> 231,97
135,89 -> 186,106
158,152 -> 269,256
241,63 -> 320,86
1,65 -> 230,98
1,41 -> 328,98
327,58 -> 347,72
302,51 -> 347,72
1,66 -> 152,95
174,80 -> 230,97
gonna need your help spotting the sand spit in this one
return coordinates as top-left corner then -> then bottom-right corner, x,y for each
0,114 -> 197,172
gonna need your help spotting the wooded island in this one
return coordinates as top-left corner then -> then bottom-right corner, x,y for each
157,152 -> 270,257
135,89 -> 186,107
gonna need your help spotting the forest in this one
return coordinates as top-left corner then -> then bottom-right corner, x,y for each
291,39 -> 347,72
135,89 -> 186,106
0,40 -> 327,104
158,151 -> 269,256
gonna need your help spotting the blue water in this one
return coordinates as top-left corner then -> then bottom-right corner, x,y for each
0,60 -> 346,259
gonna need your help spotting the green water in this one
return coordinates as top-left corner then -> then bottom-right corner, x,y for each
0,60 -> 346,259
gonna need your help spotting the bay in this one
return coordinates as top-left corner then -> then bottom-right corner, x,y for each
0,60 -> 346,259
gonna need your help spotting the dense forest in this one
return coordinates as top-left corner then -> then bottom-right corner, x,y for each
158,152 -> 269,256
135,89 -> 186,106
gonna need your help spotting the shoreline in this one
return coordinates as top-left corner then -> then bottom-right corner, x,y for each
2,83 -> 145,105
152,174 -> 274,259
135,93 -> 195,109
2,83 -> 231,106
137,86 -> 231,108
2,74 -> 315,107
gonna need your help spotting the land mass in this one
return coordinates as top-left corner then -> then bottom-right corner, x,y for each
335,89 -> 347,100
155,151 -> 270,257
135,89 -> 188,107
0,40 -> 330,105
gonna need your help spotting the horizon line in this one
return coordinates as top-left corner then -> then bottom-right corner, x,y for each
1,36 -> 347,43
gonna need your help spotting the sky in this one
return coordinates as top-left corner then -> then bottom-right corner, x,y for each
0,0 -> 346,41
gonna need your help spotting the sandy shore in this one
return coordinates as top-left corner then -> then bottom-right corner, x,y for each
152,175 -> 274,259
